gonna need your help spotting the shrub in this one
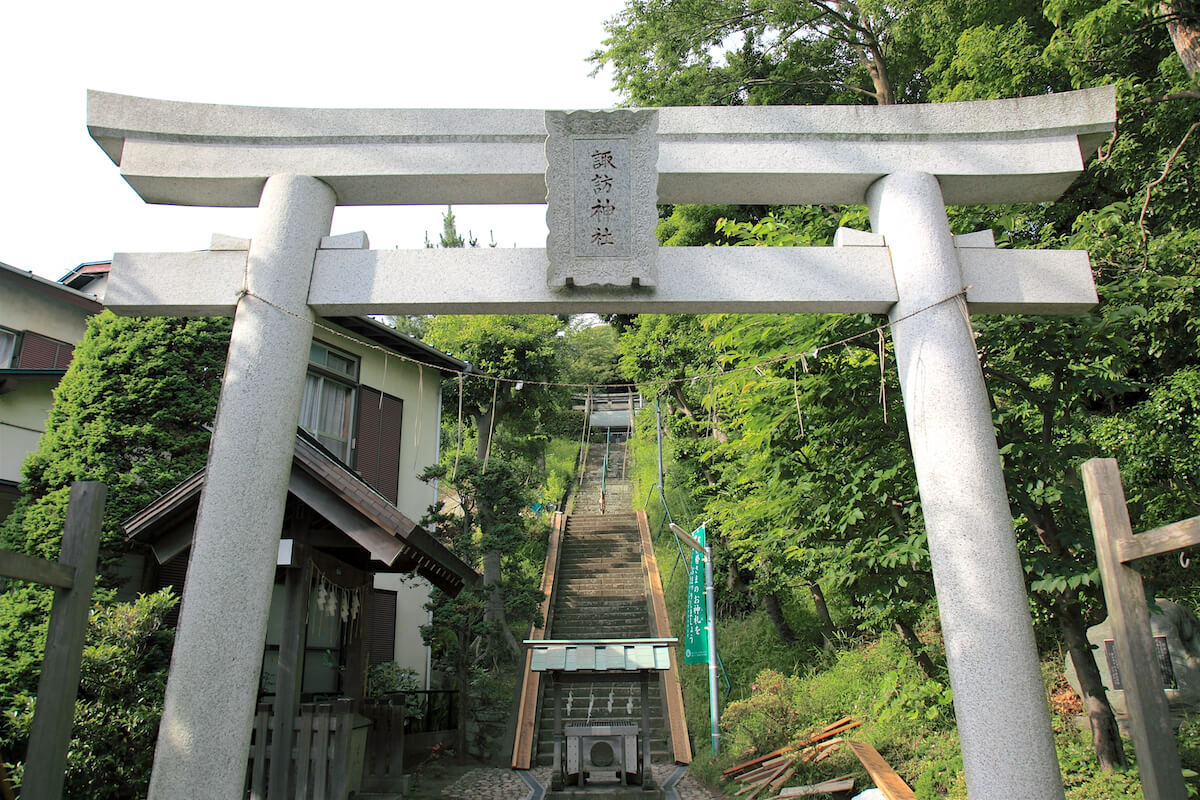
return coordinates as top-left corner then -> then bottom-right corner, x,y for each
6,588 -> 177,799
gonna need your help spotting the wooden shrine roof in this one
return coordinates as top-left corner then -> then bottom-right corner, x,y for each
124,429 -> 478,594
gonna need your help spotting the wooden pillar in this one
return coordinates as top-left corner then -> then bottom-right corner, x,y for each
271,529 -> 313,797
552,676 -> 564,788
342,579 -> 369,702
1082,458 -> 1187,800
640,675 -> 651,786
23,481 -> 105,800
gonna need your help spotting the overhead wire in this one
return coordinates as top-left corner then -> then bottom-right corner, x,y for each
236,285 -> 969,397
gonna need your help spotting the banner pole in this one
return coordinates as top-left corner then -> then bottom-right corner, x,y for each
704,540 -> 720,756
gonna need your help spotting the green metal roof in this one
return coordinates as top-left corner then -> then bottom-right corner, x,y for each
525,638 -> 676,673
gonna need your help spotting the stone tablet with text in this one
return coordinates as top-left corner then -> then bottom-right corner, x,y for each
545,109 -> 658,288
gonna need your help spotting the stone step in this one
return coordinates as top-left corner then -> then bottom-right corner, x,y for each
557,564 -> 642,573
552,613 -> 648,623
556,584 -> 644,591
552,606 -> 647,614
549,618 -> 648,633
562,545 -> 638,552
552,612 -> 647,624
553,604 -> 646,614
555,574 -> 643,583
555,569 -> 643,580
563,525 -> 638,533
555,574 -> 644,585
553,604 -> 647,614
558,546 -> 642,555
556,573 -> 643,584
551,618 -> 650,629
556,578 -> 642,585
556,578 -> 643,585
551,612 -> 649,623
549,633 -> 652,638
551,619 -> 649,630
553,606 -> 646,615
526,454 -> 676,769
559,545 -> 640,554
568,513 -> 637,522
556,574 -> 642,583
558,553 -> 641,561
554,598 -> 645,608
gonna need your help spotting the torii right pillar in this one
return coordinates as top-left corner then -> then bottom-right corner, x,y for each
869,172 -> 1063,799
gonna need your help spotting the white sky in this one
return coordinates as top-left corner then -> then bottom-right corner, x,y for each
1,0 -> 628,281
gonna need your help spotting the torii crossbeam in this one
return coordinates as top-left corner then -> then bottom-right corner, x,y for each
88,87 -> 1115,800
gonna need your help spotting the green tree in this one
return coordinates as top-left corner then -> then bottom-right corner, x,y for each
0,313 -> 227,704
598,0 -> 1200,771
560,321 -> 625,388
421,208 -> 565,657
0,311 -> 228,794
419,455 -> 541,758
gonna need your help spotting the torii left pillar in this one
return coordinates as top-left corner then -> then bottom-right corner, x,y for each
148,175 -> 335,798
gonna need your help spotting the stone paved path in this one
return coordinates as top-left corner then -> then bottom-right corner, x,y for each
415,765 -> 724,800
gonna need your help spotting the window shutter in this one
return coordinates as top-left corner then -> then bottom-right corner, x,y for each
354,387 -> 403,504
366,588 -> 398,665
16,332 -> 74,370
155,552 -> 190,628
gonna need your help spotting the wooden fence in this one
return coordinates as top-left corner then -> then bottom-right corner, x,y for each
246,700 -> 367,800
359,690 -> 457,791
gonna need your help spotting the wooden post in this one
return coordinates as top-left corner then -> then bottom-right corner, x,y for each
1082,458 -> 1188,800
640,675 -> 651,786
271,540 -> 312,798
341,585 -> 368,703
23,481 -> 105,800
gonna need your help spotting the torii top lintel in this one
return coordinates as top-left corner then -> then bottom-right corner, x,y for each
87,87 -> 1115,209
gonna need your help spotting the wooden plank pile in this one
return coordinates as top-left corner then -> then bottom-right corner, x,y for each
721,717 -> 862,799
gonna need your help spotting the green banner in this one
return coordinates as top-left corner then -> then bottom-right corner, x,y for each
683,525 -> 708,664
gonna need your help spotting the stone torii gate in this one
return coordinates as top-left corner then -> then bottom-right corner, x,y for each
87,87 -> 1114,799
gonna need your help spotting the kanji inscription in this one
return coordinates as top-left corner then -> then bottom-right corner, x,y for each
575,139 -> 630,257
546,109 -> 658,288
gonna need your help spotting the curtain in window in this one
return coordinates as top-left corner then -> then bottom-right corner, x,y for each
300,373 -> 354,462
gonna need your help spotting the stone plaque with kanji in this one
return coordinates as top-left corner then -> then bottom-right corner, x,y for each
545,109 -> 658,288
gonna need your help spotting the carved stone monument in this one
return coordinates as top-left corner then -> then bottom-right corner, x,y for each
1066,599 -> 1200,722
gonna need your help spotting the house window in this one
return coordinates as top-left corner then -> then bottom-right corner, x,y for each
300,341 -> 358,462
0,329 -> 15,369
300,338 -> 405,506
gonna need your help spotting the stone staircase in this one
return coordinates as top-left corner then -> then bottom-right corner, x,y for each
572,432 -> 632,515
532,432 -> 673,765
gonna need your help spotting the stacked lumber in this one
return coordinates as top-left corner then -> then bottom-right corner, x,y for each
721,718 -> 862,799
